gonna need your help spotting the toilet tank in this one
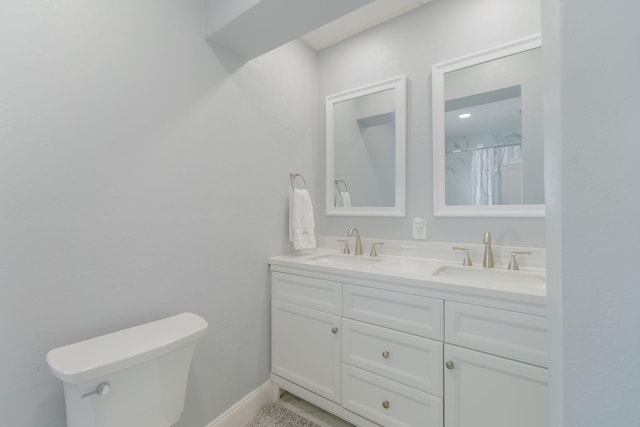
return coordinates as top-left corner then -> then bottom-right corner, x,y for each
47,313 -> 208,427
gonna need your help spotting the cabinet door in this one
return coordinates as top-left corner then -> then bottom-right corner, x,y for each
272,300 -> 341,403
444,344 -> 547,427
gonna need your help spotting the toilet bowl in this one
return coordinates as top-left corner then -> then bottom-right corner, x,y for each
47,312 -> 208,427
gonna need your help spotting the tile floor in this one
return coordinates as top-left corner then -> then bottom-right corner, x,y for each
278,392 -> 356,427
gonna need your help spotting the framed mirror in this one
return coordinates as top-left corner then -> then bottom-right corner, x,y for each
432,35 -> 544,217
326,75 -> 406,217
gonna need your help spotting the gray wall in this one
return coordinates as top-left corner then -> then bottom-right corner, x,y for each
0,1 -> 319,426
317,0 -> 545,247
333,89 -> 396,207
6,2 -> 638,427
544,0 -> 640,426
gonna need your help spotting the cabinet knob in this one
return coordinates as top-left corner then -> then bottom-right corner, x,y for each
382,351 -> 390,359
331,327 -> 339,334
445,361 -> 455,370
382,400 -> 390,409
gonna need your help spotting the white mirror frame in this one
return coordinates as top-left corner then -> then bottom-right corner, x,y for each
326,75 -> 406,217
432,34 -> 545,217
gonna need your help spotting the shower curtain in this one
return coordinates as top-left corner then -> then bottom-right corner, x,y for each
470,145 -> 523,205
470,146 -> 505,205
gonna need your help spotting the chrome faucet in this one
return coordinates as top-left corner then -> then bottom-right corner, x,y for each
482,231 -> 494,268
348,227 -> 363,255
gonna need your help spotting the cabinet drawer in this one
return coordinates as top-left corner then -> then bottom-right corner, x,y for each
342,364 -> 443,427
343,284 -> 443,339
342,319 -> 443,396
272,272 -> 341,315
445,301 -> 547,366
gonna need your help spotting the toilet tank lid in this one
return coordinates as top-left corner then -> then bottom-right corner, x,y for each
47,312 -> 208,384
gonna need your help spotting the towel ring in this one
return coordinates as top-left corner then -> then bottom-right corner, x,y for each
335,179 -> 348,193
290,171 -> 307,190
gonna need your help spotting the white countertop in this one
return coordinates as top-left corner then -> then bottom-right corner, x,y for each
269,249 -> 547,315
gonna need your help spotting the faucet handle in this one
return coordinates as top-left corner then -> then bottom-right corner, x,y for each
338,240 -> 350,255
452,247 -> 473,266
507,251 -> 532,270
369,242 -> 384,257
482,231 -> 494,268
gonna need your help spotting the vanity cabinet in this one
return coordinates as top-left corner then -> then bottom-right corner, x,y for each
444,344 -> 547,427
341,284 -> 444,426
270,265 -> 548,427
271,272 -> 342,403
443,301 -> 548,427
342,364 -> 442,427
272,301 -> 342,403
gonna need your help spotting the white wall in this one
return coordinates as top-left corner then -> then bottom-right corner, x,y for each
0,1 -> 319,426
317,0 -> 545,247
544,0 -> 640,426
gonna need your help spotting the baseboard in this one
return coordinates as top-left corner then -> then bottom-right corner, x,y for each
205,380 -> 277,427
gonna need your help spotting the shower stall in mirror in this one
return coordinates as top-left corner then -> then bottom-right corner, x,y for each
432,35 -> 544,217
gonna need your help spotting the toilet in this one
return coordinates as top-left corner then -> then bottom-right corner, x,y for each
47,312 -> 208,427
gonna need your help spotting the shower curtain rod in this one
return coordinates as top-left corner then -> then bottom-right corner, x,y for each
447,142 -> 522,154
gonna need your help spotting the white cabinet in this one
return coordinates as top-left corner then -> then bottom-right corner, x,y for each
341,285 -> 444,426
270,267 -> 548,427
342,318 -> 442,395
444,344 -> 547,427
272,300 -> 342,403
444,301 -> 547,367
271,272 -> 342,403
443,301 -> 548,427
342,364 -> 443,427
272,272 -> 342,315
343,284 -> 443,340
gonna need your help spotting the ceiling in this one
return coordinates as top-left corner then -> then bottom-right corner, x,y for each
301,0 -> 432,51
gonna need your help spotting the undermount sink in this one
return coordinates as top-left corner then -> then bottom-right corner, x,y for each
300,252 -> 546,295
431,265 -> 546,289
309,254 -> 383,266
380,257 -> 442,275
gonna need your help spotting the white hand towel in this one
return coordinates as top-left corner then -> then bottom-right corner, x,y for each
289,188 -> 316,250
339,191 -> 351,207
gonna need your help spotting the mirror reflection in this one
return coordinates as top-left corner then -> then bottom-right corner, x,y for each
432,35 -> 544,217
333,88 -> 396,208
444,47 -> 543,206
326,75 -> 406,217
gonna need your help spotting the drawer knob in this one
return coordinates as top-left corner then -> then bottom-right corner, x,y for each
446,361 -> 455,370
331,327 -> 339,334
382,351 -> 390,359
382,400 -> 390,409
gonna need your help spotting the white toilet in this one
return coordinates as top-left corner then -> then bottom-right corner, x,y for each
47,312 -> 208,427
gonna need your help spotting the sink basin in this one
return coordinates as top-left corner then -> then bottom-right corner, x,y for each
431,265 -> 546,290
378,257 -> 441,275
309,254 -> 383,266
